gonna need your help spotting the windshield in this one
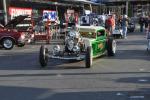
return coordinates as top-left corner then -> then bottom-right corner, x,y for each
80,32 -> 96,38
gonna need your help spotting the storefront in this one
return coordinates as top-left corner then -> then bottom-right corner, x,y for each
1,0 -> 83,24
1,0 -> 103,26
132,1 -> 150,17
101,0 -> 150,17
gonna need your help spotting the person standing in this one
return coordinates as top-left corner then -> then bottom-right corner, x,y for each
139,16 -> 144,32
144,16 -> 149,37
146,15 -> 150,38
118,15 -> 123,28
105,16 -> 112,36
105,15 -> 115,36
111,14 -> 116,33
122,15 -> 128,39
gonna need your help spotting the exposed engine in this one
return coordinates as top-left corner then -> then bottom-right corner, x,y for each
52,26 -> 84,56
65,26 -> 83,55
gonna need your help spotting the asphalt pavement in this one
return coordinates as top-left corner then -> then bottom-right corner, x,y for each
0,31 -> 150,100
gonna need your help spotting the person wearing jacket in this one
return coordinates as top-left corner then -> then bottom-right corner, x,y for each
139,16 -> 145,32
122,15 -> 128,39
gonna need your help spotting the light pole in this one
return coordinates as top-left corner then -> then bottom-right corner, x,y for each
126,0 -> 129,16
3,0 -> 8,25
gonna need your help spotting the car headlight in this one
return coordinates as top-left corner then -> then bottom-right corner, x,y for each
53,45 -> 60,55
18,33 -> 25,41
21,33 -> 25,39
73,45 -> 80,52
67,40 -> 74,51
69,31 -> 76,37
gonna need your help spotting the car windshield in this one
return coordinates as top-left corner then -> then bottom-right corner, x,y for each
80,32 -> 96,38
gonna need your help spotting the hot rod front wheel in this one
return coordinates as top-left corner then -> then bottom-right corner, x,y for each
39,45 -> 49,67
85,46 -> 93,68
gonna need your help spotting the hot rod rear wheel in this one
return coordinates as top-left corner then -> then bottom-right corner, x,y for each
85,46 -> 92,68
39,45 -> 49,67
107,37 -> 116,56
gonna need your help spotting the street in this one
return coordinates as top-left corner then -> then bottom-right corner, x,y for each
0,31 -> 150,100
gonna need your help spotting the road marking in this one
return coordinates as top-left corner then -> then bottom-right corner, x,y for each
138,79 -> 148,82
56,74 -> 63,77
139,68 -> 145,71
129,96 -> 144,99
116,92 -> 124,96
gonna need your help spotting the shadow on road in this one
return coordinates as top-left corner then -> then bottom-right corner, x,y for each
0,52 -> 84,70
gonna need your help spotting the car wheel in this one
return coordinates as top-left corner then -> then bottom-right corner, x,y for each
2,38 -> 14,50
85,46 -> 92,68
39,45 -> 49,67
107,37 -> 116,56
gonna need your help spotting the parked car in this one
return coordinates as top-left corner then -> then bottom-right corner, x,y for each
112,24 -> 123,38
39,25 -> 116,68
0,15 -> 28,49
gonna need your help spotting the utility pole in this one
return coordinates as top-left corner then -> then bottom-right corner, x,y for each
3,0 -> 8,25
126,0 -> 129,16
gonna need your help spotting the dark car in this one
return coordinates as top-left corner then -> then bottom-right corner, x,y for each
128,18 -> 135,33
0,15 -> 28,49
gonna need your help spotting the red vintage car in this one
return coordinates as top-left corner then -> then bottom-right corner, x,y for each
0,15 -> 28,49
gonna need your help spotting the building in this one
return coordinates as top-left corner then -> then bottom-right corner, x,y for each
0,0 -> 103,25
1,0 -> 148,25
101,0 -> 150,17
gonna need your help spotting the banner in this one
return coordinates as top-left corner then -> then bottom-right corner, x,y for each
43,10 -> 57,22
9,7 -> 32,19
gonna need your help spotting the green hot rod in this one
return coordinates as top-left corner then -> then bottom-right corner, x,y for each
39,25 -> 116,68
79,26 -> 116,68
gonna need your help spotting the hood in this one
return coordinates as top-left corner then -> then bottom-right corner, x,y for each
0,24 -> 4,28
4,15 -> 28,28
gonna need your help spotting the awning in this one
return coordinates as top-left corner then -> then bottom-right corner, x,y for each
62,0 -> 104,5
17,0 -> 81,7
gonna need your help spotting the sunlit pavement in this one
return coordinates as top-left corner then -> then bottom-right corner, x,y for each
0,31 -> 150,100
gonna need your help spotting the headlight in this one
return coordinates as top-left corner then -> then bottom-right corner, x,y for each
67,40 -> 74,51
53,45 -> 60,55
69,31 -> 76,37
19,33 -> 25,41
73,45 -> 80,52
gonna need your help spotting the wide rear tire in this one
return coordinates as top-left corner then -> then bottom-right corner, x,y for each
39,45 -> 49,67
85,46 -> 92,68
107,37 -> 116,56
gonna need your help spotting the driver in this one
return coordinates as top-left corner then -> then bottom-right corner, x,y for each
97,31 -> 102,36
